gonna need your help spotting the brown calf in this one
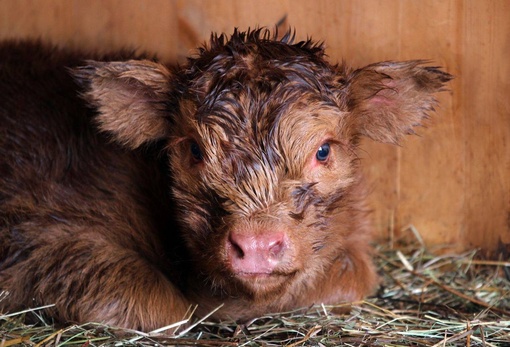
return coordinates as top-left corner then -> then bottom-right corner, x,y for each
0,29 -> 452,331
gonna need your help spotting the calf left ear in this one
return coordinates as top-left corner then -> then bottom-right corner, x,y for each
340,61 -> 453,144
74,60 -> 172,149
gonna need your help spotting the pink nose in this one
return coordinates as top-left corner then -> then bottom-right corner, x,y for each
227,230 -> 287,275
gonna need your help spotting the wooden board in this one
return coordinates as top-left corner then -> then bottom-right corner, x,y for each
1,0 -> 508,255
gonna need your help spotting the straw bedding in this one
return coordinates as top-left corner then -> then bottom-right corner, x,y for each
1,240 -> 509,346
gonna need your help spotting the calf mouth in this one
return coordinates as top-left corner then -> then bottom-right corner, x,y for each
230,269 -> 299,298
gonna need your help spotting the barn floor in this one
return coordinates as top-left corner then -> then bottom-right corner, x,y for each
1,241 -> 509,346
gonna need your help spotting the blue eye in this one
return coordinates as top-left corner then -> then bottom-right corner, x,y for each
190,142 -> 203,162
316,143 -> 330,162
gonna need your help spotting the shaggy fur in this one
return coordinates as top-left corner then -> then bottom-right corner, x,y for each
0,29 -> 452,331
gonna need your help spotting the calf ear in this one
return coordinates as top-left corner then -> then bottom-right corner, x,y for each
73,60 -> 172,149
341,61 -> 453,144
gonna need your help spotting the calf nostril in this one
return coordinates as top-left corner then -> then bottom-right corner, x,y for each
229,235 -> 245,259
268,239 -> 284,258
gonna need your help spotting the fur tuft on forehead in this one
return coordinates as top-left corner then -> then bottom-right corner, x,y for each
180,28 -> 333,101
198,27 -> 325,64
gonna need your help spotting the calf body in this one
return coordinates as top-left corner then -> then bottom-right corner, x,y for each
0,29 -> 452,330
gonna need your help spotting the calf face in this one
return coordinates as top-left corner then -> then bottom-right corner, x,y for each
0,29 -> 452,330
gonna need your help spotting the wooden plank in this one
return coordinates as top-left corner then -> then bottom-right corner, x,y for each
0,0 -> 179,61
0,0 -> 508,253
391,0 -> 464,250
174,0 -> 293,59
461,0 -> 510,252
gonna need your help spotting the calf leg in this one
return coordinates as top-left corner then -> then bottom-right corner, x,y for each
0,222 -> 189,331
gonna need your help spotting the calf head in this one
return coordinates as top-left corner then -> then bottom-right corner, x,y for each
76,29 -> 452,309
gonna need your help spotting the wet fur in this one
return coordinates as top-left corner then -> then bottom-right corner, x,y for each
0,29 -> 452,330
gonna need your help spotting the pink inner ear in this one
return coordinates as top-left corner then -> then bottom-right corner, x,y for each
367,77 -> 403,107
370,87 -> 398,107
370,94 -> 394,106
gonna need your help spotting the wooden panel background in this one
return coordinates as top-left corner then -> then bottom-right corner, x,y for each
1,0 -> 509,255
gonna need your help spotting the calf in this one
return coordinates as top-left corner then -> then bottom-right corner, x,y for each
0,29 -> 452,331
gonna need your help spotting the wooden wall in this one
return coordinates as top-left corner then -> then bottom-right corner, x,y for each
1,0 -> 509,255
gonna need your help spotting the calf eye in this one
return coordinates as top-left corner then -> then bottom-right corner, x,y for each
316,143 -> 330,162
190,142 -> 203,162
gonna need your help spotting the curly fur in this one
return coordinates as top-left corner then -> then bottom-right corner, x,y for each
0,29 -> 452,330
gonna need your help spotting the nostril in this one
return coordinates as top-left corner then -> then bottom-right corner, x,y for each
268,239 -> 284,258
228,234 -> 245,259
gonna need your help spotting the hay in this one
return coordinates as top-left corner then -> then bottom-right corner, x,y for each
1,242 -> 509,346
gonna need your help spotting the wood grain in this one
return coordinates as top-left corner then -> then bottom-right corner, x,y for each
1,0 -> 508,254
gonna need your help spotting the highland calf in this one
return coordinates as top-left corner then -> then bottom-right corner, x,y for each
0,29 -> 452,331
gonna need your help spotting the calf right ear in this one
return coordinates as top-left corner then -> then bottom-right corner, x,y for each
73,60 -> 172,149
341,61 -> 453,144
